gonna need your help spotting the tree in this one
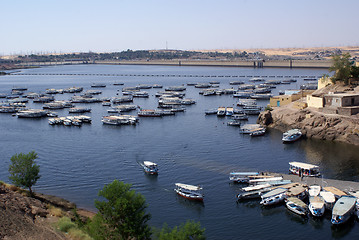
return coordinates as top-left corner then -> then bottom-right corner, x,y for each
154,220 -> 206,240
329,53 -> 352,85
91,180 -> 151,240
8,151 -> 40,195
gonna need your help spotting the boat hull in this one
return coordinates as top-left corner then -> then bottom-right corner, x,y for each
174,189 -> 203,202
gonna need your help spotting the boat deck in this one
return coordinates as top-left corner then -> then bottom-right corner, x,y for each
269,172 -> 359,193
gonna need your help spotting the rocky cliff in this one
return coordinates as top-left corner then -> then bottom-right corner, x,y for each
257,105 -> 359,146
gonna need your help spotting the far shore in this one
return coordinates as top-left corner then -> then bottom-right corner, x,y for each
13,59 -> 332,69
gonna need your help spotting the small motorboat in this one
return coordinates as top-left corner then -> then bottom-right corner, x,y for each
308,185 -> 321,197
319,191 -> 336,210
286,197 -> 308,216
282,129 -> 302,143
229,172 -> 259,183
250,128 -> 266,137
141,161 -> 158,175
260,188 -> 287,206
174,183 -> 203,201
331,196 -> 357,225
309,196 -> 325,217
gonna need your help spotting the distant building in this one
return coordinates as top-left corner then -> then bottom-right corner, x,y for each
269,90 -> 313,108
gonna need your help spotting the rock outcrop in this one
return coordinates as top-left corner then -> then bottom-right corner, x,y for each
258,106 -> 359,146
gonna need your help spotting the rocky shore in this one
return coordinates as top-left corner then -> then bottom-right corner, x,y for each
0,183 -> 94,239
257,100 -> 359,146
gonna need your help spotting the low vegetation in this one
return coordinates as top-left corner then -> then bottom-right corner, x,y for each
5,152 -> 206,239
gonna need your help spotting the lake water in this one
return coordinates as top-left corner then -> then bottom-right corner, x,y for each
1,65 -> 358,239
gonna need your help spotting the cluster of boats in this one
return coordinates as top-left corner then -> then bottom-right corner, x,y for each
48,115 -> 92,126
139,159 -> 358,226
231,164 -> 359,225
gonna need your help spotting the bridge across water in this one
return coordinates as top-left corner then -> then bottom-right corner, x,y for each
10,72 -> 323,79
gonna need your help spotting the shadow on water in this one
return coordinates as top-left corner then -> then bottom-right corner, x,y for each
331,217 -> 356,239
175,195 -> 204,214
260,204 -> 285,217
284,210 -> 308,225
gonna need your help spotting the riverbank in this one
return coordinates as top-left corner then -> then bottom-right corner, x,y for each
0,182 -> 94,239
257,84 -> 359,146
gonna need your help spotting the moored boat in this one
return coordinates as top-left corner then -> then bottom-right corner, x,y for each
289,162 -> 320,177
260,187 -> 287,206
309,196 -> 325,217
331,196 -> 357,225
174,183 -> 203,201
319,191 -> 336,210
282,129 -> 302,143
229,172 -> 259,183
308,185 -> 321,197
286,197 -> 308,216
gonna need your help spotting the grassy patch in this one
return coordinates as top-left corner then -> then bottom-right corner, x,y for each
48,204 -> 64,217
58,216 -> 77,232
68,228 -> 92,240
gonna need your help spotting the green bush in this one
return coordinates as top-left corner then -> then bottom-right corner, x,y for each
58,217 -> 77,232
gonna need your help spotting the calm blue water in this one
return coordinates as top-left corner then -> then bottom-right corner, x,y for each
0,65 -> 358,239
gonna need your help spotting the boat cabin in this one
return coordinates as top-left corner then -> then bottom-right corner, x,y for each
289,162 -> 320,177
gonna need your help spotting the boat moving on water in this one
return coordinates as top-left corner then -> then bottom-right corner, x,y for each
141,161 -> 158,175
174,183 -> 204,201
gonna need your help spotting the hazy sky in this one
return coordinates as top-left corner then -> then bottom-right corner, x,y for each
1,0 -> 358,55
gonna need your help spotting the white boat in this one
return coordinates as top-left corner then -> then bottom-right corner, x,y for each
286,185 -> 307,200
69,107 -> 91,113
260,188 -> 287,206
102,115 -> 137,125
217,107 -> 226,116
331,196 -> 357,225
309,196 -> 325,217
237,188 -> 271,200
232,114 -> 248,121
205,109 -> 217,115
132,91 -> 149,98
138,110 -> 163,117
250,94 -> 272,100
174,183 -> 203,201
141,161 -> 158,175
240,124 -> 264,134
249,128 -> 266,137
91,83 -> 106,88
233,91 -> 252,98
249,177 -> 283,185
289,162 -> 320,177
227,120 -> 241,126
242,183 -> 271,192
229,172 -> 259,183
282,129 -> 302,143
286,197 -> 308,216
308,185 -> 321,197
319,191 -> 336,210
226,107 -> 234,116
17,109 -> 48,118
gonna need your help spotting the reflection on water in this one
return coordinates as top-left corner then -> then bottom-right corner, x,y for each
301,138 -> 359,181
